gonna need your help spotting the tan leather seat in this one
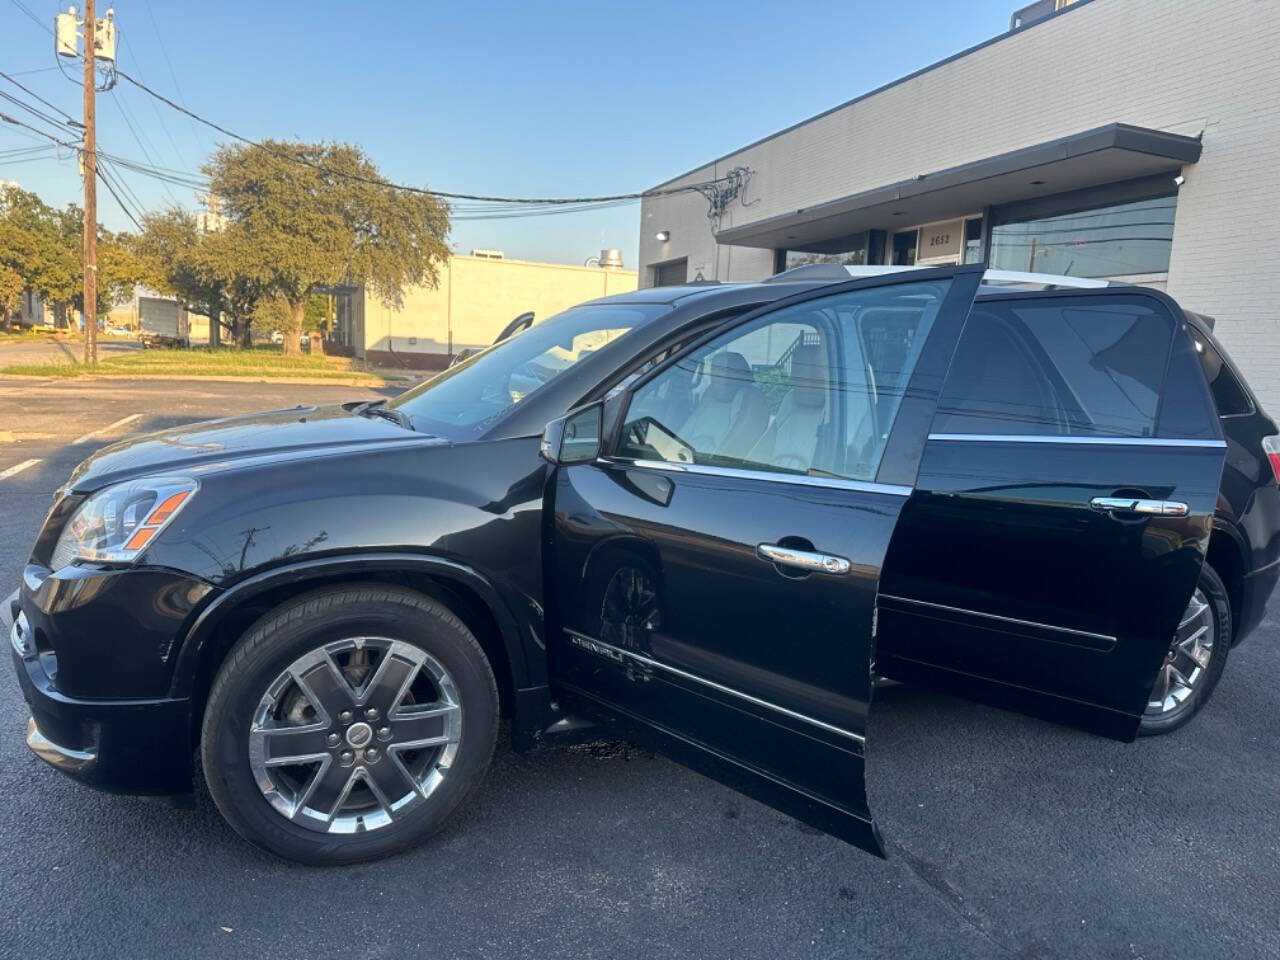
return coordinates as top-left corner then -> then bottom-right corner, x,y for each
747,343 -> 829,473
680,351 -> 769,461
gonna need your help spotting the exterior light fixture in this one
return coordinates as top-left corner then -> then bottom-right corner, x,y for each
655,230 -> 670,242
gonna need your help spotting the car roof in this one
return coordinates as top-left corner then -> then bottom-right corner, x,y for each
486,266 -> 1215,440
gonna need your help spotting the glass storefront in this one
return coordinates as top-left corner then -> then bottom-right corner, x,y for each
782,246 -> 867,269
989,193 -> 1177,278
778,231 -> 875,271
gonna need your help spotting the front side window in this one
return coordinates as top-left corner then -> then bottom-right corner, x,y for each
390,303 -> 665,440
933,296 -> 1175,438
617,280 -> 953,482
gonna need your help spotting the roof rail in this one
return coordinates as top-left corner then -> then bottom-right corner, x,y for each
981,269 -> 1110,289
836,264 -> 1111,289
761,263 -> 857,283
765,263 -> 1112,290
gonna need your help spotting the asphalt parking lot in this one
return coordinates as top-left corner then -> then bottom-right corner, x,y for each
0,335 -> 141,366
1,376 -> 1277,960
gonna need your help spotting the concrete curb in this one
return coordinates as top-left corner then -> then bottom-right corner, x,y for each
0,373 -> 401,387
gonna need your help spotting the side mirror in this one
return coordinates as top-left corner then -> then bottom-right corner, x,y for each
540,402 -> 603,465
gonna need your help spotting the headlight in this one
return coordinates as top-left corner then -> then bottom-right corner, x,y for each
50,476 -> 198,571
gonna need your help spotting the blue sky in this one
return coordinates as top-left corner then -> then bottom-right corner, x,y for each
2,0 -> 1019,266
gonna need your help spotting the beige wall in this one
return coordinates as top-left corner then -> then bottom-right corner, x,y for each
640,0 -> 1280,410
364,255 -> 638,356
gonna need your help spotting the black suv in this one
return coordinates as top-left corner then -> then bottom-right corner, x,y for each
8,264 -> 1279,864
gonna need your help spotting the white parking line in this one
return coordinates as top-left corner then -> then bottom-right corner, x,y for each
72,413 -> 142,446
0,458 -> 40,480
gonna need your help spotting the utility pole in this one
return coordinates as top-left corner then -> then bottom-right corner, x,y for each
81,0 -> 97,364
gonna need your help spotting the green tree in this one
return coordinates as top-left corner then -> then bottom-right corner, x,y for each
131,211 -> 269,347
202,223 -> 271,347
0,264 -> 23,327
205,140 -> 450,356
0,186 -> 78,319
0,185 -> 145,328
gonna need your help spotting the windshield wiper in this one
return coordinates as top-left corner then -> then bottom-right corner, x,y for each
350,399 -> 415,431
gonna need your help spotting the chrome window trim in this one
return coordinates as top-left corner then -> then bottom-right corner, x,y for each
879,594 -> 1117,645
601,457 -> 913,498
564,630 -> 866,745
928,433 -> 1226,448
840,265 -> 1111,289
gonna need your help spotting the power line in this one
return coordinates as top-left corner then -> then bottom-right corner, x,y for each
118,30 -> 191,170
114,68 -> 723,206
97,160 -> 143,229
0,109 -> 660,225
0,69 -> 79,124
108,87 -> 181,205
139,0 -> 196,159
0,89 -> 79,136
0,149 -> 57,167
6,0 -> 51,34
99,154 -> 148,217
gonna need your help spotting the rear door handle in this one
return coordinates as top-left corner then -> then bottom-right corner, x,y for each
757,543 -> 851,575
1089,496 -> 1189,517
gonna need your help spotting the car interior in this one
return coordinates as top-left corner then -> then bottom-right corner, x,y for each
619,289 -> 948,482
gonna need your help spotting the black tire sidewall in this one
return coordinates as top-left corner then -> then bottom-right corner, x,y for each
1138,563 -> 1232,737
201,586 -> 498,864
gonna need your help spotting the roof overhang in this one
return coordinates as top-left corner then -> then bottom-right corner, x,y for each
715,123 -> 1201,250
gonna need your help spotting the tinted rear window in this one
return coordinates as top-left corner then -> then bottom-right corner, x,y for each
934,296 -> 1175,438
1188,326 -> 1253,416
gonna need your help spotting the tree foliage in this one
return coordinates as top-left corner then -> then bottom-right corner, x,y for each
130,210 -> 270,347
205,141 -> 451,355
0,265 -> 23,322
0,183 -> 145,324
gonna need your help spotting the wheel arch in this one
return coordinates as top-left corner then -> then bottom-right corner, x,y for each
1207,519 -> 1246,643
173,552 -> 549,749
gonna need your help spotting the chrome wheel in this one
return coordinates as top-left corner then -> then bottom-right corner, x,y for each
249,637 -> 461,834
1145,588 -> 1214,718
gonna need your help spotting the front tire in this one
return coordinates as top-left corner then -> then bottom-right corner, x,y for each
201,585 -> 499,864
1138,563 -> 1231,736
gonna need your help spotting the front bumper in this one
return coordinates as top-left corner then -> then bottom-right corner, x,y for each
8,589 -> 195,795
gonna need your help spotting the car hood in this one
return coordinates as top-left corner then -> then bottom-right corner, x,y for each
65,404 -> 440,492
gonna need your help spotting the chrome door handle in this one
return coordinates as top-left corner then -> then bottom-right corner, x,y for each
757,543 -> 851,575
1089,496 -> 1189,517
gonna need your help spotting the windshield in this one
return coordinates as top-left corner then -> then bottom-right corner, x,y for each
388,302 -> 667,440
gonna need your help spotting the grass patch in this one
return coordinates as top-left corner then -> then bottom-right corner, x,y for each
1,345 -> 386,382
0,327 -> 57,340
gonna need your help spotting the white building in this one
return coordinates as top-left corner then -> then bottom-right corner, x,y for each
639,0 -> 1280,409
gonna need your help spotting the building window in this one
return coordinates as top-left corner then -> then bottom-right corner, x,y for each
652,259 -> 688,287
964,218 -> 984,264
989,193 -> 1177,279
778,232 -> 869,271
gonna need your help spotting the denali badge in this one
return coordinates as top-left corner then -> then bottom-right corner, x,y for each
567,631 -> 626,664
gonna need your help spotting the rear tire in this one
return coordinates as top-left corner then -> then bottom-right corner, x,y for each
1138,563 -> 1231,736
201,584 -> 499,864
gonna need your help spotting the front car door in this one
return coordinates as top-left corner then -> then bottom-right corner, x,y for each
877,288 -> 1227,740
545,268 -> 983,855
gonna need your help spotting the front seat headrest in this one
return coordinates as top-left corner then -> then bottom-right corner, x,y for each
790,343 -> 827,408
708,351 -> 753,401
